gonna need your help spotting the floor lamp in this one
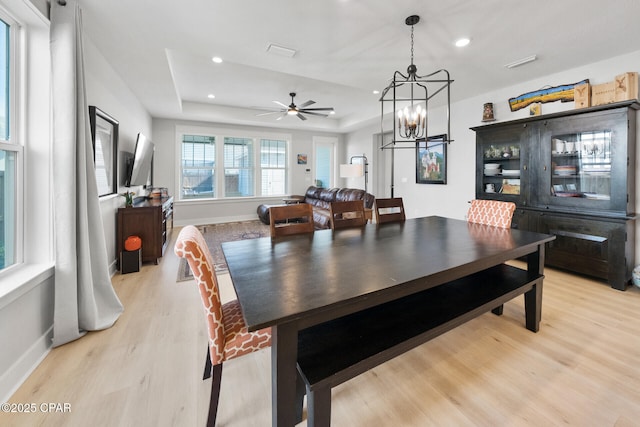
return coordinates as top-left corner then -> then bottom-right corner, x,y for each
340,154 -> 369,193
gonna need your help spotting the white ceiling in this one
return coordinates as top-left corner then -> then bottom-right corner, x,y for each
80,0 -> 640,133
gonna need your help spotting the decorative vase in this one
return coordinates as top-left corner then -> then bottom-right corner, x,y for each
124,235 -> 142,251
482,102 -> 495,122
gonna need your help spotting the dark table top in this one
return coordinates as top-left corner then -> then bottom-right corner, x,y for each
223,216 -> 555,331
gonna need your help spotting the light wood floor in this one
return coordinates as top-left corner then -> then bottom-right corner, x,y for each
3,228 -> 640,427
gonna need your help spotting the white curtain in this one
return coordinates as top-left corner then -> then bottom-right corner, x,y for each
50,0 -> 124,347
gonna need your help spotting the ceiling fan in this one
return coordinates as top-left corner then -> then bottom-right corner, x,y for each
256,92 -> 335,121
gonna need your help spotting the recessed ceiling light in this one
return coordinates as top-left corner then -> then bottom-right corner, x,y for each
455,38 -> 470,47
330,110 -> 336,115
207,94 -> 215,99
211,56 -> 223,64
372,90 -> 380,94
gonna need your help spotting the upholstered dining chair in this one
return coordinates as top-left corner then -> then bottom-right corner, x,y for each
269,203 -> 315,238
467,199 -> 516,228
374,197 -> 406,224
329,200 -> 367,229
174,225 -> 272,427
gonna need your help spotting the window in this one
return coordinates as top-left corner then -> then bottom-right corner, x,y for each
178,128 -> 289,200
0,18 -> 8,141
260,139 -> 286,196
0,14 -> 17,271
0,149 -> 16,269
181,134 -> 215,199
224,137 -> 254,197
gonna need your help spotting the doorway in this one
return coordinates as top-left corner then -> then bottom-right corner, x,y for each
313,136 -> 337,188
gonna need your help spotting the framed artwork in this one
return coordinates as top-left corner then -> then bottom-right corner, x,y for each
297,154 -> 308,164
89,106 -> 119,196
416,134 -> 447,184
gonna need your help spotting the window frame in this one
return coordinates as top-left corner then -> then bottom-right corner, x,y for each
0,7 -> 23,274
180,133 -> 216,199
259,138 -> 288,196
176,125 -> 291,201
223,136 -> 255,198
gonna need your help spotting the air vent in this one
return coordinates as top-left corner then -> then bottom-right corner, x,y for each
266,43 -> 297,58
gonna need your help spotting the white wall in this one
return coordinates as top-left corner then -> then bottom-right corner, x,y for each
152,118 -> 343,225
83,36 -> 152,272
345,49 -> 640,262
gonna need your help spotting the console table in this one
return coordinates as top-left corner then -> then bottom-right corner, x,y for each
116,196 -> 173,268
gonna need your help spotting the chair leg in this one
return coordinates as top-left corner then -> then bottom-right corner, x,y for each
207,363 -> 223,427
203,346 -> 212,380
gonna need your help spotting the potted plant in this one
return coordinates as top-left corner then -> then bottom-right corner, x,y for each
121,191 -> 135,207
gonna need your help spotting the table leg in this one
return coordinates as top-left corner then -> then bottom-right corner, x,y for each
525,243 -> 545,332
272,322 -> 298,427
307,387 -> 331,427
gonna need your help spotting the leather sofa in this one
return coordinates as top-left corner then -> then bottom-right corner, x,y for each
257,186 -> 375,229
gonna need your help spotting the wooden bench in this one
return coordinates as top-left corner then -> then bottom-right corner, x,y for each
294,263 -> 543,426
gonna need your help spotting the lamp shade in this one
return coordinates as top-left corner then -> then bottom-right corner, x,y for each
340,163 -> 364,178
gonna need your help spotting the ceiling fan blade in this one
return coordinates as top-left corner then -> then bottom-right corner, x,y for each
273,100 -> 289,108
299,111 -> 329,117
296,113 -> 307,121
275,112 -> 287,121
256,110 -> 284,117
298,100 -> 315,108
299,107 -> 335,112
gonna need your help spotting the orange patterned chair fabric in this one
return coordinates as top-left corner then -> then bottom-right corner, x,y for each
174,225 -> 272,426
174,225 -> 271,365
467,199 -> 516,229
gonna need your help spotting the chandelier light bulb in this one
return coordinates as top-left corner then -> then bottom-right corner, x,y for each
397,104 -> 427,139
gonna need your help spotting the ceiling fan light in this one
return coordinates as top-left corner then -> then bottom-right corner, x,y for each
287,109 -> 297,115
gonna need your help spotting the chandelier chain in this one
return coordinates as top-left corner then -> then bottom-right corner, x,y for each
410,25 -> 414,66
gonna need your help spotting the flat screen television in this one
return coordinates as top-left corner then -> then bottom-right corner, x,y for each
126,133 -> 154,187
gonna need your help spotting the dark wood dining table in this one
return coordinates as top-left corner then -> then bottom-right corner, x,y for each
222,216 -> 555,426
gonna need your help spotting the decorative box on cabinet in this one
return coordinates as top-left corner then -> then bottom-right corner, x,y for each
116,196 -> 173,268
472,100 -> 639,290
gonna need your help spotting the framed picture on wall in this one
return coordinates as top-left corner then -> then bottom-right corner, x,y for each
89,106 -> 119,196
416,134 -> 447,184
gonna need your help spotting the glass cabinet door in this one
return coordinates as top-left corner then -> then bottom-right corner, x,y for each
537,109 -> 629,214
476,123 -> 528,204
550,131 -> 611,199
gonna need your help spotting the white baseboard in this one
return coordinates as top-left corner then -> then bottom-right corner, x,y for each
0,325 -> 53,403
173,214 -> 259,227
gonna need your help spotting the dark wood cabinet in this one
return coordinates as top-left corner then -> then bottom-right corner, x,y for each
472,101 -> 639,290
116,196 -> 173,268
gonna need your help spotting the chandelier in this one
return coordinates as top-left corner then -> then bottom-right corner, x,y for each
379,15 -> 453,196
397,15 -> 426,138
